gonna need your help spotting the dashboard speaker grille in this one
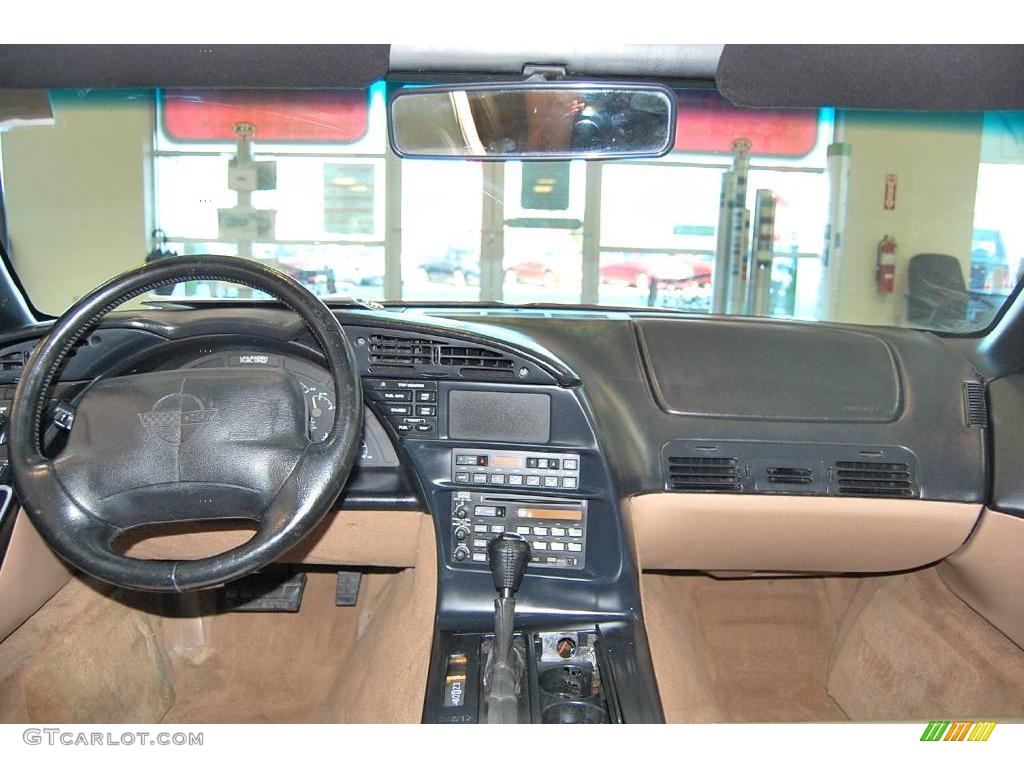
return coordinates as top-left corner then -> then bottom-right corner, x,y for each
666,456 -> 742,492
835,461 -> 914,497
963,381 -> 988,428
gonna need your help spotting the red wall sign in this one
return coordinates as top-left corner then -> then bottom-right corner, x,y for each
161,89 -> 369,143
884,173 -> 898,210
674,91 -> 820,158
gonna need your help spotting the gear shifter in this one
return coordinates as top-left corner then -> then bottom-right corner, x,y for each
484,534 -> 531,724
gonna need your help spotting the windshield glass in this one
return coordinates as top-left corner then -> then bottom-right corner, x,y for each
1,83 -> 1022,333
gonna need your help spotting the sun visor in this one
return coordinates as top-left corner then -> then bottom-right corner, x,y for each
0,44 -> 390,89
717,45 -> 1024,111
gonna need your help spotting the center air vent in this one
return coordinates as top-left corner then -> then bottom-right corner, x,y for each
835,461 -> 914,498
666,456 -> 742,492
438,346 -> 513,371
767,466 -> 813,485
367,335 -> 438,367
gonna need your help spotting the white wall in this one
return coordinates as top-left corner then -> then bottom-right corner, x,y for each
2,90 -> 154,315
831,111 -> 983,326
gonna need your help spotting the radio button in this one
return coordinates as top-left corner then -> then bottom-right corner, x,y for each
563,458 -> 578,470
489,474 -> 506,484
562,477 -> 578,489
516,526 -> 531,535
526,476 -> 541,486
472,552 -> 487,562
568,543 -> 583,552
549,541 -> 566,552
490,525 -> 505,533
508,475 -> 524,486
543,476 -> 559,488
472,473 -> 488,484
455,472 -> 470,483
533,527 -> 549,536
474,524 -> 489,533
568,528 -> 584,538
550,527 -> 566,537
533,541 -> 548,551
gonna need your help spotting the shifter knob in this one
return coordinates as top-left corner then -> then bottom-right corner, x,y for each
487,534 -> 531,597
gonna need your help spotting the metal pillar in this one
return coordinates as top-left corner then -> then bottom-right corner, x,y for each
479,163 -> 506,302
383,148 -> 403,301
712,138 -> 751,315
747,189 -> 776,316
580,161 -> 603,305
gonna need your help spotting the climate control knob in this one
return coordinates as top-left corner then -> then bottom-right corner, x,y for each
454,527 -> 469,541
454,545 -> 470,562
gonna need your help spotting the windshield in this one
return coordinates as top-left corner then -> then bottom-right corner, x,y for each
1,83 -> 1022,333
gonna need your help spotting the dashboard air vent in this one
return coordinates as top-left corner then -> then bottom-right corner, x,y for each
438,345 -> 514,371
963,381 -> 988,428
367,335 -> 437,367
767,466 -> 813,485
835,461 -> 914,498
666,456 -> 742,492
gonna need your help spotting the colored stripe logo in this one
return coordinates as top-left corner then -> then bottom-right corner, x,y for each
921,721 -> 996,741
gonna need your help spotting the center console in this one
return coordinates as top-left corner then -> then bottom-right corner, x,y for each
347,325 -> 664,724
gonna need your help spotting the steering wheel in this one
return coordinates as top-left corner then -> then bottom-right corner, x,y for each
8,255 -> 364,592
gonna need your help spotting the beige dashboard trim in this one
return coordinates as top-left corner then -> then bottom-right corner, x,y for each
938,508 -> 1024,650
117,508 -> 429,568
0,506 -> 72,642
629,493 -> 981,573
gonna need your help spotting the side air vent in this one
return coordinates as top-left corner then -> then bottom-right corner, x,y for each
835,461 -> 914,498
438,346 -> 514,371
963,381 -> 988,428
767,466 -> 813,485
0,349 -> 29,373
367,335 -> 437,367
666,456 -> 742,492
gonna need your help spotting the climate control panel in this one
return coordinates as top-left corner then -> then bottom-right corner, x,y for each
450,491 -> 587,570
451,449 -> 580,491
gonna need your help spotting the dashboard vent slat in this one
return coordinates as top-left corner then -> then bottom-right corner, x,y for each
963,381 -> 988,428
767,466 -> 813,485
835,460 -> 914,498
666,456 -> 742,492
367,335 -> 437,366
438,346 -> 514,370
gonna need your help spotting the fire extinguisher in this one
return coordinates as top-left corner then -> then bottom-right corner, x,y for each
876,235 -> 897,294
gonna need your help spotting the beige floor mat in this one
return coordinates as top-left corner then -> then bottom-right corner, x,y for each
0,528 -> 437,724
643,568 -> 1024,723
642,572 -> 850,722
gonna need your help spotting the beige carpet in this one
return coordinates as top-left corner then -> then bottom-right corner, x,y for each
642,568 -> 1024,723
0,526 -> 437,724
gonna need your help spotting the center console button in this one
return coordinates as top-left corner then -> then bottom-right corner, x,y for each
508,475 -> 524,486
472,473 -> 487,484
516,526 -> 531,535
454,546 -> 469,562
533,541 -> 548,551
454,472 -> 470,483
549,541 -> 566,552
543,476 -> 559,488
533,526 -> 549,536
489,474 -> 506,484
568,528 -> 584,537
563,458 -> 578,470
526,476 -> 541,486
550,527 -> 566,537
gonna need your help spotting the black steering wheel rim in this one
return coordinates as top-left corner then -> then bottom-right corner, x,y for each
9,255 -> 363,592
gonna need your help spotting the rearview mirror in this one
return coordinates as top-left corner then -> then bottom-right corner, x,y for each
389,82 -> 676,160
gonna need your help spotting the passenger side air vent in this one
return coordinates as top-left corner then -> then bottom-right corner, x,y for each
963,381 -> 988,428
666,456 -> 742,492
367,335 -> 438,368
766,466 -> 813,485
835,461 -> 914,498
